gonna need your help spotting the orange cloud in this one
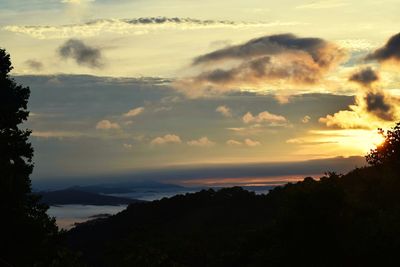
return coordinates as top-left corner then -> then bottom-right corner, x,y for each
176,33 -> 346,96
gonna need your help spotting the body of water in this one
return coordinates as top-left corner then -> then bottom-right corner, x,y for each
47,205 -> 127,230
47,187 -> 272,229
47,190 -> 197,229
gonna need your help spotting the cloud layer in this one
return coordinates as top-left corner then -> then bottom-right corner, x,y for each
96,120 -> 120,130
123,107 -> 144,117
4,17 -> 300,39
242,111 -> 287,124
226,138 -> 261,147
61,0 -> 94,3
216,105 -> 232,117
187,137 -> 215,147
151,134 -> 182,145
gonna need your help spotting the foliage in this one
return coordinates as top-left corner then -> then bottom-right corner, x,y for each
68,164 -> 400,266
0,48 -> 84,266
366,122 -> 400,166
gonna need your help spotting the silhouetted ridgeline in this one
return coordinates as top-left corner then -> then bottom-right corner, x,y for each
67,164 -> 400,266
39,188 -> 142,206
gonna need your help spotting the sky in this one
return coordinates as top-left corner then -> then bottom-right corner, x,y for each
1,0 -> 400,187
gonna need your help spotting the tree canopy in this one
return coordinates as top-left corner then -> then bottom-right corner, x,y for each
366,122 -> 400,166
0,48 -> 81,266
68,166 -> 400,266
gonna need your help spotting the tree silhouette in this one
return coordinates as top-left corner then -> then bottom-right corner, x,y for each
0,48 -> 61,266
366,122 -> 400,166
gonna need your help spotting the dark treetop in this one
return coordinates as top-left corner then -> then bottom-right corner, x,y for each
0,49 -> 82,267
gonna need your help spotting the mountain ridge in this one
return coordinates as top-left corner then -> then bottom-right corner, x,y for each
39,188 -> 143,206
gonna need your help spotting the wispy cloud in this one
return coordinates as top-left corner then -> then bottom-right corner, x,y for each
296,0 -> 349,9
286,138 -> 336,145
216,105 -> 232,117
336,39 -> 376,52
123,107 -> 144,117
151,134 -> 182,145
226,127 -> 246,132
61,0 -> 94,3
3,17 -> 302,39
31,130 -> 84,138
226,139 -> 243,146
187,137 -> 215,147
244,138 -> 261,147
302,115 -> 311,123
123,143 -> 133,149
24,59 -> 43,71
226,138 -> 261,147
242,111 -> 287,124
96,119 -> 120,130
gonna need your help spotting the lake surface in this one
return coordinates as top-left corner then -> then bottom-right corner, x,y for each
47,190 -> 197,229
47,205 -> 127,230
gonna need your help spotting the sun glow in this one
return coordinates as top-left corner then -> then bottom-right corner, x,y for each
311,129 -> 386,154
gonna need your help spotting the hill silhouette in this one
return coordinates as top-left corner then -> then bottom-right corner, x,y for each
67,162 -> 400,266
39,188 -> 142,206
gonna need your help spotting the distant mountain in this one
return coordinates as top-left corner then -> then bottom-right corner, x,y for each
32,156 -> 366,191
39,189 -> 142,206
71,181 -> 187,194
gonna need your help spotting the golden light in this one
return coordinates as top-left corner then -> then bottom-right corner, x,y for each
351,130 -> 385,152
310,129 -> 386,155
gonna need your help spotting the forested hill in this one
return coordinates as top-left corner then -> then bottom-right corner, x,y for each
68,163 -> 400,267
39,188 -> 141,206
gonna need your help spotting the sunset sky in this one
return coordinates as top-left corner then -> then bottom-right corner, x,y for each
1,0 -> 400,186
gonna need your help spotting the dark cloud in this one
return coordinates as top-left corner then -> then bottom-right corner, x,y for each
321,81 -> 399,129
58,39 -> 104,68
25,59 -> 43,71
364,91 -> 395,121
124,17 -> 237,26
347,66 -> 396,121
196,55 -> 322,86
199,68 -> 237,84
366,32 -> 400,63
349,67 -> 379,87
193,33 -> 344,67
182,33 -> 346,92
